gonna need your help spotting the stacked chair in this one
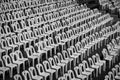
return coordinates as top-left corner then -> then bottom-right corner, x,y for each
0,0 -> 120,80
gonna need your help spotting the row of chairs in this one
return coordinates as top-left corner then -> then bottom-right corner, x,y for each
58,35 -> 120,80
99,0 -> 120,15
0,0 -> 77,22
0,13 -> 119,80
104,63 -> 120,80
0,4 -> 87,38
0,0 -> 72,13
1,33 -> 119,80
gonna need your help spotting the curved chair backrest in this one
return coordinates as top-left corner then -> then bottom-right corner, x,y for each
3,55 -> 12,66
64,73 -> 71,80
43,60 -> 51,70
29,67 -> 37,78
74,66 -> 81,76
108,71 -> 115,80
36,63 -> 45,74
22,70 -> 32,80
14,74 -> 22,80
54,55 -> 61,64
57,53 -> 64,61
48,57 -> 56,67
82,60 -> 90,69
68,70 -> 76,79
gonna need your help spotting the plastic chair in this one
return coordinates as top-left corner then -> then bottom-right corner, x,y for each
10,52 -> 24,73
102,48 -> 113,69
108,71 -> 115,80
0,39 -> 13,55
88,58 -> 99,77
112,68 -> 120,80
34,42 -> 48,61
107,43 -> 118,62
11,34 -> 24,51
36,64 -> 51,80
6,37 -> 19,52
3,55 -> 17,78
54,55 -> 67,75
67,47 -> 79,66
75,43 -> 84,61
79,63 -> 92,80
43,60 -> 56,80
18,33 -> 29,48
62,50 -> 74,69
16,50 -> 30,69
95,53 -> 106,71
57,52 -> 71,71
68,70 -> 81,80
29,67 -> 43,80
24,47 -> 39,66
82,60 -> 95,78
74,66 -> 88,80
92,55 -> 103,74
0,59 -> 10,80
48,57 -> 62,78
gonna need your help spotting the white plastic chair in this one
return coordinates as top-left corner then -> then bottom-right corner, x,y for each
36,63 -> 51,80
43,60 -> 57,80
10,52 -> 24,73
48,57 -> 62,78
102,48 -> 113,68
29,67 -> 43,80
74,66 -> 88,80
3,55 -> 17,77
88,58 -> 99,77
54,55 -> 67,75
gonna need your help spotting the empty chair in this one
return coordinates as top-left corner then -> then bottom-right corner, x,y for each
57,52 -> 70,71
74,66 -> 88,80
0,39 -> 13,55
6,37 -> 19,52
10,52 -> 24,73
82,60 -> 95,78
102,48 -> 113,69
92,55 -> 103,74
3,55 -> 17,77
15,50 -> 30,69
79,63 -> 92,80
95,53 -> 106,71
28,67 -> 43,80
108,71 -> 115,80
88,58 -> 100,77
54,55 -> 67,75
112,68 -> 120,80
24,47 -> 39,66
68,70 -> 81,80
62,50 -> 74,69
43,60 -> 57,80
48,57 -> 62,78
107,43 -> 118,62
36,64 -> 50,80
14,74 -> 22,80
0,59 -> 10,80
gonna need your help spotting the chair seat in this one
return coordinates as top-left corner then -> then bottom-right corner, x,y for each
32,76 -> 43,80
